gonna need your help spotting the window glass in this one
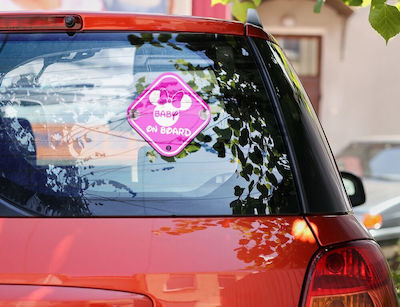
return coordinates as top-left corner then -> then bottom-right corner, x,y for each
254,38 -> 350,213
0,33 -> 299,216
275,37 -> 319,77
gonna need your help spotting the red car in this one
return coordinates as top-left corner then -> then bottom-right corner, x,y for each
0,11 -> 397,306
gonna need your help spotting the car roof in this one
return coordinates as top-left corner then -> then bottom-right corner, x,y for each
0,11 -> 274,41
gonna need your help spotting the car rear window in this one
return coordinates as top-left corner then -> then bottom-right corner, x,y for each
0,32 -> 299,216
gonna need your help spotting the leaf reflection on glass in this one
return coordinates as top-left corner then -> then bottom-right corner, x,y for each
130,33 -> 297,215
0,99 -> 136,216
0,32 -> 298,216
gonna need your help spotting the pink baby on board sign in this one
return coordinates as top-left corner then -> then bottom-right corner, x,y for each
127,73 -> 211,157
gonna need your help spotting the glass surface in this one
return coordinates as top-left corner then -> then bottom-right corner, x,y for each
0,33 -> 299,216
254,38 -> 350,213
275,37 -> 319,77
342,177 -> 356,196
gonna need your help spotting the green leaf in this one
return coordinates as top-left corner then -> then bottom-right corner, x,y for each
141,33 -> 154,42
248,180 -> 255,193
314,0 -> 326,13
136,83 -> 145,93
257,183 -> 269,197
232,0 -> 256,22
185,142 -> 201,153
265,172 -> 278,186
369,0 -> 400,43
230,199 -> 242,214
213,127 -> 232,142
127,34 -> 144,47
231,143 -> 237,157
195,70 -> 206,78
196,133 -> 212,143
239,128 -> 249,146
249,146 -> 263,165
252,0 -> 262,6
150,41 -> 163,48
234,185 -> 245,196
211,0 -> 232,6
237,147 -> 246,165
176,150 -> 188,159
161,155 -> 175,162
240,163 -> 253,181
145,150 -> 157,163
342,0 -> 362,6
167,42 -> 182,51
201,84 -> 215,92
158,33 -> 172,43
212,141 -> 226,158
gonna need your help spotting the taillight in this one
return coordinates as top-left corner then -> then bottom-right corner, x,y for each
0,15 -> 82,31
303,240 -> 398,307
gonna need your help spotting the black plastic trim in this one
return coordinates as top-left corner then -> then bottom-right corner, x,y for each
246,36 -> 308,214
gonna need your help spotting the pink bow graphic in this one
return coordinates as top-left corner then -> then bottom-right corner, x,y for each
158,88 -> 184,109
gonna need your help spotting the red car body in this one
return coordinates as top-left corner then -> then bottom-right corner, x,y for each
0,12 -> 396,306
0,215 -> 371,306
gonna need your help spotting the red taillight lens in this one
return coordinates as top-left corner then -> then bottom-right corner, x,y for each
0,15 -> 82,31
303,240 -> 398,307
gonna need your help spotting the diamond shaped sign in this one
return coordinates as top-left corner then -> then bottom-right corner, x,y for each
127,73 -> 211,157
